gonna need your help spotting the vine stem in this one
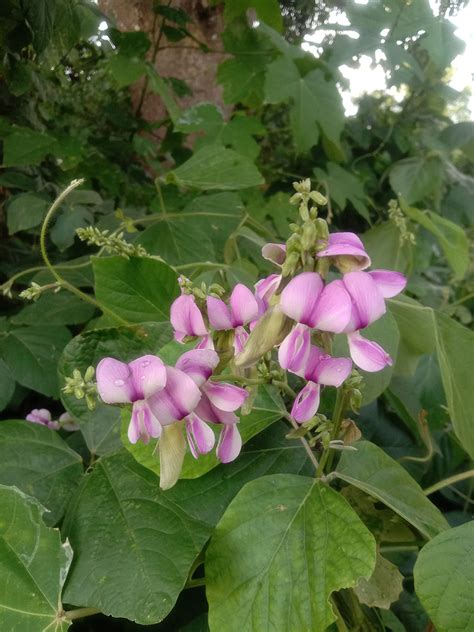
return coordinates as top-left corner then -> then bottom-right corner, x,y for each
210,374 -> 267,386
283,413 -> 320,473
423,469 -> 474,496
39,179 -> 130,327
64,607 -> 100,621
316,388 -> 348,477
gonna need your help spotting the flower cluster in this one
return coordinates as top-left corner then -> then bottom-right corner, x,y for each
93,181 -> 406,488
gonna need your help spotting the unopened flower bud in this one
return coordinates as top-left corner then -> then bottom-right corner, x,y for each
315,218 -> 329,243
234,306 -> 292,368
301,221 -> 317,251
281,251 -> 300,277
309,191 -> 327,205
350,389 -> 362,414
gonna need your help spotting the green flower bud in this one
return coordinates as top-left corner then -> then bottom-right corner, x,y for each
309,191 -> 327,205
302,221 -> 317,251
234,307 -> 293,368
281,251 -> 300,277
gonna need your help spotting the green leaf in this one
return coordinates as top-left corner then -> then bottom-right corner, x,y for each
123,385 -> 286,479
0,484 -> 72,631
362,222 -> 413,273
389,157 -> 443,204
336,441 -> 449,539
0,325 -> 71,397
93,256 -> 179,324
265,57 -> 344,153
2,129 -> 57,167
439,121 -> 474,160
108,54 -> 147,88
58,322 -> 172,455
414,521 -> 474,632
0,420 -> 83,525
146,65 -> 181,123
166,145 -> 264,190
0,360 -> 15,412
22,0 -> 56,53
314,162 -> 370,222
6,193 -> 49,234
354,551 -> 403,609
206,474 -> 376,632
401,202 -> 469,279
62,451 -> 213,624
12,292 -> 95,325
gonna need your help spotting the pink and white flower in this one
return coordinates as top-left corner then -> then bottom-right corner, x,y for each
316,232 -> 371,272
170,294 -> 212,349
25,409 -> 60,430
207,284 -> 259,354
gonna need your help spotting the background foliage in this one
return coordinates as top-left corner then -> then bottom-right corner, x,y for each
0,0 -> 473,630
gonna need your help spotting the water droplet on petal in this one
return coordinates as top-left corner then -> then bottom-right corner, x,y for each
140,375 -> 145,380
142,361 -> 150,367
114,379 -> 125,387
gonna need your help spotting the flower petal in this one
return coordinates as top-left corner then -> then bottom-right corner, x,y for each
347,331 -> 393,372
368,270 -> 407,298
233,325 -> 249,355
342,271 -> 386,330
313,356 -> 352,387
255,274 -> 281,312
186,412 -> 215,458
170,294 -> 208,339
203,381 -> 248,412
207,295 -> 233,330
96,357 -> 135,404
128,401 -> 162,445
278,324 -> 311,375
26,408 -> 52,425
279,272 -> 323,326
291,382 -> 321,423
175,349 -> 219,387
262,242 -> 286,265
311,280 -> 352,333
317,232 -> 371,271
216,424 -> 242,463
195,393 -> 239,425
159,422 -> 186,490
148,366 -> 201,425
128,355 -> 167,400
230,284 -> 259,326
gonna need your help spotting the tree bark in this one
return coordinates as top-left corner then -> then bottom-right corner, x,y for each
98,0 -> 228,122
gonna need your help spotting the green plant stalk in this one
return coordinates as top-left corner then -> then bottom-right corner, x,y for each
317,388 -> 348,477
423,469 -> 474,496
39,179 -> 130,326
64,607 -> 100,621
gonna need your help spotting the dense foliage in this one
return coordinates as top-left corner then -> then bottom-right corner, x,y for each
0,1 -> 473,631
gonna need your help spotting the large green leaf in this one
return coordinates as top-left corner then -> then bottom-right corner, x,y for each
206,474 -> 376,632
93,256 -> 179,324
165,145 -> 264,190
336,441 -> 448,539
0,420 -> 83,525
63,426 -> 312,623
0,325 -> 71,397
223,0 -> 282,31
414,521 -> 474,632
362,221 -> 413,273
0,360 -> 15,412
12,292 -> 95,326
0,485 -> 72,631
59,322 -> 172,455
389,157 -> 443,204
2,129 -> 57,167
123,385 -> 286,479
314,163 -> 370,222
401,202 -> 469,280
265,57 -> 344,153
6,193 -> 49,234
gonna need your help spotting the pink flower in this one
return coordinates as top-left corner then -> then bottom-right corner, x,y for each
96,354 -> 168,444
170,294 -> 211,348
25,409 -> 60,430
207,284 -> 259,354
254,274 -> 282,318
290,346 -> 352,423
176,349 -> 248,463
261,243 -> 286,265
316,232 -> 371,272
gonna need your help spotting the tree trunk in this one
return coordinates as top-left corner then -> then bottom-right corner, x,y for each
98,0 -> 228,122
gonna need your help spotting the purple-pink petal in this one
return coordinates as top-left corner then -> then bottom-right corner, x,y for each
368,270 -> 407,298
186,412 -> 215,458
170,294 -> 208,339
262,243 -> 286,265
255,274 -> 281,312
313,356 -> 352,387
128,355 -> 167,400
316,232 -> 371,271
195,393 -> 239,425
203,381 -> 248,412
279,272 -> 324,326
233,326 -> 249,355
230,284 -> 259,326
311,280 -> 352,333
291,382 -> 321,423
347,331 -> 393,372
26,408 -> 52,425
128,400 -> 161,444
342,271 -> 386,331
96,357 -> 135,404
206,295 -> 233,330
175,349 -> 219,387
216,423 -> 242,463
148,366 -> 201,426
278,324 -> 311,375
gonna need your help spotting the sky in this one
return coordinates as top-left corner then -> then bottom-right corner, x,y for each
303,0 -> 474,116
